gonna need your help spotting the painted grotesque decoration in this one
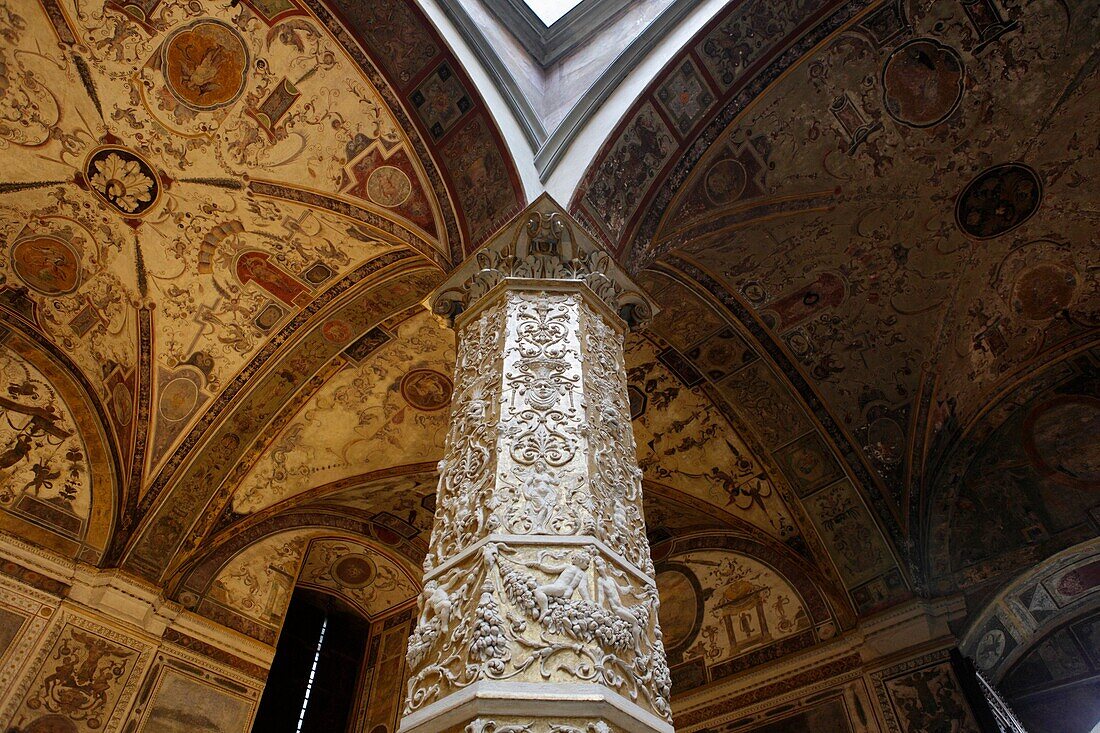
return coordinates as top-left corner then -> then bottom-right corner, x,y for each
924,352 -> 1099,595
0,344 -> 92,540
657,550 -> 810,670
230,311 -> 454,514
297,538 -> 419,619
203,533 -> 307,638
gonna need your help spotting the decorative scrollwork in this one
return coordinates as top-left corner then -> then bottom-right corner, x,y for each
432,212 -> 652,330
408,207 -> 667,731
404,542 -> 671,722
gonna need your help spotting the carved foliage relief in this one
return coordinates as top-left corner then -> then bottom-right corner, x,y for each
407,286 -> 671,723
423,299 -> 505,572
404,540 -> 671,722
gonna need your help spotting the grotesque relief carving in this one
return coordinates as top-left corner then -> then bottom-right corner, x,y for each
432,212 -> 653,329
580,302 -> 653,575
405,214 -> 669,732
405,542 -> 670,721
466,718 -> 618,733
424,303 -> 506,573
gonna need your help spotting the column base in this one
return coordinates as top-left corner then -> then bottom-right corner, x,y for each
397,681 -> 675,733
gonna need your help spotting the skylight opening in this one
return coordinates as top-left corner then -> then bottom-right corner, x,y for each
522,0 -> 584,25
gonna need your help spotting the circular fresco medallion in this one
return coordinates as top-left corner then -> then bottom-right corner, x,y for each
865,417 -> 905,467
112,382 -> 133,426
882,39 -> 964,128
1011,262 -> 1078,321
955,163 -> 1041,239
655,567 -> 701,650
975,629 -> 1006,671
321,318 -> 352,344
10,235 -> 81,295
1024,396 -> 1100,488
158,376 -> 199,422
163,19 -> 249,111
85,147 -> 160,216
704,158 -> 747,205
400,369 -> 453,412
24,715 -> 78,733
366,166 -> 413,208
331,554 -> 377,588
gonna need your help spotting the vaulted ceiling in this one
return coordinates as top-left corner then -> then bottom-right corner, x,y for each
0,0 -> 1096,702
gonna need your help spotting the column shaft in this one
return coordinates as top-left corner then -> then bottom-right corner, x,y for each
400,266 -> 671,733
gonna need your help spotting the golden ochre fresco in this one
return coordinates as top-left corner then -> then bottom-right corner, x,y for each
0,0 -> 1091,728
0,345 -> 93,539
297,537 -> 419,619
0,0 -> 453,489
0,331 -> 116,560
231,311 -> 454,514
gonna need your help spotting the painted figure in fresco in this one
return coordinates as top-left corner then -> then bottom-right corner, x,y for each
23,462 -> 61,495
35,631 -> 132,725
524,551 -> 592,620
0,433 -> 33,470
892,667 -> 972,733
235,252 -> 307,305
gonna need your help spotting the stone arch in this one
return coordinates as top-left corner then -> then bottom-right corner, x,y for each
0,322 -> 121,563
923,350 -> 1099,598
961,538 -> 1100,684
652,529 -> 848,694
174,513 -> 423,644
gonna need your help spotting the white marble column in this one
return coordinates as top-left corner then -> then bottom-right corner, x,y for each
398,199 -> 672,733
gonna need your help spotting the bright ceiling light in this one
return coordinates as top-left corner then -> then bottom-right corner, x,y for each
522,0 -> 584,25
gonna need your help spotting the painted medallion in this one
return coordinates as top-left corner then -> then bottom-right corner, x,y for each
882,39 -> 965,128
399,369 -> 453,412
955,163 -> 1041,239
10,236 -> 81,295
366,166 -> 413,207
163,19 -> 249,111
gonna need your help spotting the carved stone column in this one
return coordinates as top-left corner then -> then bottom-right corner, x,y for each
398,198 -> 672,733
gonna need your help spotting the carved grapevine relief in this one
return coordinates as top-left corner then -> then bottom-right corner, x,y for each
405,542 -> 671,720
404,205 -> 670,730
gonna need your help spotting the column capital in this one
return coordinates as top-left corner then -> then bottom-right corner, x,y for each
431,196 -> 657,331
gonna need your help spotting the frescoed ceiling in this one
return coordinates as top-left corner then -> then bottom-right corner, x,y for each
0,0 -> 1096,706
573,0 -> 1099,611
0,0 -> 523,577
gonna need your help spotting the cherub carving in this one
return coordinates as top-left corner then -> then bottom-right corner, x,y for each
523,550 -> 592,619
519,459 -> 559,532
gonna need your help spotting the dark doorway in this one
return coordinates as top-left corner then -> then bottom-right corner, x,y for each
252,588 -> 370,733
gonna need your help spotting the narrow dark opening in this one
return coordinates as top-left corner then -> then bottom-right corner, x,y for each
252,588 -> 370,733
